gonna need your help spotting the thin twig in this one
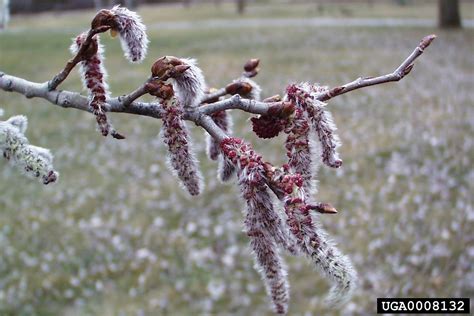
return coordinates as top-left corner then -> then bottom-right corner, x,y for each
316,34 -> 436,102
201,88 -> 226,103
119,81 -> 150,107
47,26 -> 110,91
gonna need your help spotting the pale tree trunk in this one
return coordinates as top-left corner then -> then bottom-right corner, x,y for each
237,0 -> 246,15
0,0 -> 10,30
439,0 -> 461,28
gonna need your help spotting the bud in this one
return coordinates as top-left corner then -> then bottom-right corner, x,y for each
152,57 -> 206,108
91,9 -> 116,30
244,58 -> 260,72
225,81 -> 252,96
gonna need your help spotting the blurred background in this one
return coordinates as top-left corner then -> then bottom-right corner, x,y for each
0,0 -> 473,315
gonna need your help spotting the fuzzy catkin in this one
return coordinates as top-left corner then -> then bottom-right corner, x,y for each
71,32 -> 111,136
284,107 -> 318,196
110,5 -> 149,63
270,166 -> 357,306
287,83 -> 342,168
221,137 -> 290,314
0,116 -> 58,184
160,96 -> 203,196
171,58 -> 206,108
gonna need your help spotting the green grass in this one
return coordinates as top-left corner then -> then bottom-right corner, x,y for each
1,2 -> 473,316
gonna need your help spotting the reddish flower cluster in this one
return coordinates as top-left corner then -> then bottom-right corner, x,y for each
220,138 -> 297,314
160,96 -> 203,196
71,33 -> 123,139
221,137 -> 356,310
251,114 -> 288,139
286,83 -> 342,169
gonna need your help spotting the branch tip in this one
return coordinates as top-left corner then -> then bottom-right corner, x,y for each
420,34 -> 437,50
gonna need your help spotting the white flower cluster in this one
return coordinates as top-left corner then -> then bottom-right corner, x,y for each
0,115 -> 58,184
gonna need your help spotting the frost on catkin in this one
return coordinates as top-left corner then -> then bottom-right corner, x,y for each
110,5 -> 149,63
171,58 -> 206,108
0,115 -> 58,184
160,96 -> 203,196
287,83 -> 342,168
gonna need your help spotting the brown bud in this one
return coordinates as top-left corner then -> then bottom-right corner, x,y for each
403,64 -> 414,76
263,95 -> 282,103
267,101 -> 295,118
151,56 -> 188,80
146,81 -> 174,99
91,9 -> 117,30
167,56 -> 184,66
156,83 -> 174,100
174,64 -> 191,74
151,56 -> 172,78
244,58 -> 260,72
225,82 -> 252,96
330,86 -> 345,96
111,131 -> 126,140
310,203 -> 338,214
204,88 -> 221,103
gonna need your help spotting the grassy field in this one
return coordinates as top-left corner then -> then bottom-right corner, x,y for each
0,2 -> 473,315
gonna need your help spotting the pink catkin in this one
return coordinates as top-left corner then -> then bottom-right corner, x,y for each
287,83 -> 342,169
71,33 -> 111,137
271,166 -> 357,306
284,107 -> 317,196
220,138 -> 294,313
160,97 -> 203,196
110,5 -> 149,63
221,137 -> 357,307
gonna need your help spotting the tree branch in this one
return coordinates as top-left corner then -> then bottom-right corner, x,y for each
316,34 -> 436,102
1,35 -> 435,144
47,26 -> 111,91
0,72 -> 163,119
